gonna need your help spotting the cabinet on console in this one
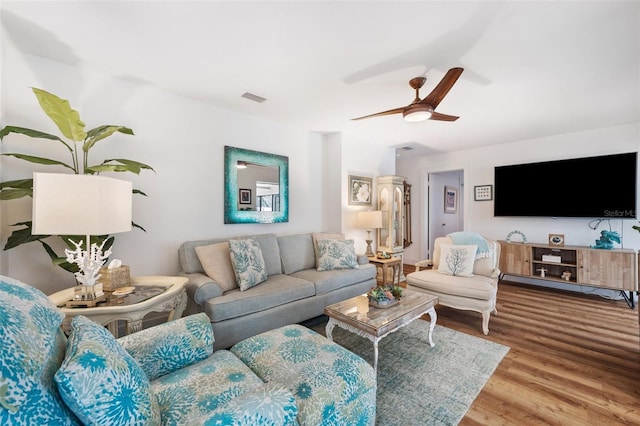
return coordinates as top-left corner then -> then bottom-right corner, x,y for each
498,241 -> 638,292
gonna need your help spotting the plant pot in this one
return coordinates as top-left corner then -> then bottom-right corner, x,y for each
369,298 -> 398,309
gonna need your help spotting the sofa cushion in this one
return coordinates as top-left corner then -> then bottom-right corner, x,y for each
150,349 -> 265,425
55,316 -> 160,425
438,244 -> 478,277
311,232 -> 344,267
0,275 -> 80,425
118,313 -> 214,381
229,237 -> 268,291
231,325 -> 377,426
291,263 -> 376,295
278,233 -> 316,274
204,275 -> 315,322
195,242 -> 238,292
316,239 -> 359,271
250,233 -> 283,276
407,269 -> 497,300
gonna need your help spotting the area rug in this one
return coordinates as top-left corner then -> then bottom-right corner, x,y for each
310,318 -> 509,425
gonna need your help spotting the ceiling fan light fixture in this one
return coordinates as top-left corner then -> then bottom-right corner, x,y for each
403,105 -> 433,122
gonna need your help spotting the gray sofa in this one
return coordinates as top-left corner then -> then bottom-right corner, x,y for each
178,232 -> 377,349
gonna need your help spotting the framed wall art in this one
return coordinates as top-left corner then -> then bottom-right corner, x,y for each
474,184 -> 493,201
348,175 -> 373,206
239,188 -> 251,204
444,186 -> 457,214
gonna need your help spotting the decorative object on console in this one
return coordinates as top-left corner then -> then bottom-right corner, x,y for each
444,186 -> 458,213
0,87 -> 153,274
348,175 -> 373,206
548,233 -> 565,246
537,268 -> 547,278
505,230 -> 528,243
561,271 -> 572,281
592,230 -> 621,250
474,185 -> 493,201
32,173 -> 133,301
357,210 -> 383,257
98,260 -> 131,292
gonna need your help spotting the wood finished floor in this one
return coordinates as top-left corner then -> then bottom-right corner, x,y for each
402,266 -> 640,425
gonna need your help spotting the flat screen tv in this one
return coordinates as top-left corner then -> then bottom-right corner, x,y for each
494,152 -> 637,218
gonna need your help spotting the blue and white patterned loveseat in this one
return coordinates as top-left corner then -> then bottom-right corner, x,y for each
0,275 -> 376,425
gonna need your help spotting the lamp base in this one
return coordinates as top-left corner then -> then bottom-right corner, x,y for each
365,239 -> 375,257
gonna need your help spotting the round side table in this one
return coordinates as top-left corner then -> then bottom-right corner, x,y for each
49,275 -> 188,337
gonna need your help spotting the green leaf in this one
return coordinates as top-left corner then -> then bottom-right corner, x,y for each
85,164 -> 137,174
0,126 -> 73,153
40,241 -> 79,273
83,125 -> 134,152
0,179 -> 33,189
0,179 -> 33,199
133,222 -> 147,232
2,153 -> 75,171
106,158 -> 154,173
133,188 -> 148,196
0,188 -> 32,200
32,88 -> 87,142
3,222 -> 46,250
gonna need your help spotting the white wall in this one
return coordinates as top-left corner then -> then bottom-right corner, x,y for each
397,122 -> 640,285
0,48 -> 393,293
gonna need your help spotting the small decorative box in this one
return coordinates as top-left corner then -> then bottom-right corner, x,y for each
541,255 -> 562,263
99,265 -> 131,291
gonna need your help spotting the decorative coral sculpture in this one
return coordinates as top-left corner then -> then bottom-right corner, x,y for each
65,239 -> 112,287
591,230 -> 621,250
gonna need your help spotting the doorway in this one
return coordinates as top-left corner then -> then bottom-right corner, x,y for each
426,170 -> 464,259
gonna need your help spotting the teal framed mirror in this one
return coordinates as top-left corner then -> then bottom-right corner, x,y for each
224,146 -> 289,224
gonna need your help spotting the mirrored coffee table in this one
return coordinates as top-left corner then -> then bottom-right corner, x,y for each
324,289 -> 438,373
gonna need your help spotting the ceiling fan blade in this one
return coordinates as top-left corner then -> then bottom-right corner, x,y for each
351,106 -> 405,121
421,67 -> 464,109
430,112 -> 459,121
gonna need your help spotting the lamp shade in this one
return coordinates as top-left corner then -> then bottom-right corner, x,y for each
32,173 -> 132,236
357,210 -> 383,229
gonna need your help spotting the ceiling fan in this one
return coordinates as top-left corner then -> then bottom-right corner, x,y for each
351,67 -> 464,122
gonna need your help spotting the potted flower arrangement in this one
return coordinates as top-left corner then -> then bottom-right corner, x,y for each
367,284 -> 403,308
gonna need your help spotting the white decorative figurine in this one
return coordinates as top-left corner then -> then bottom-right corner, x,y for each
65,239 -> 111,298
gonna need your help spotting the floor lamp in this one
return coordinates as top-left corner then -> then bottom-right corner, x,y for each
357,210 -> 383,257
32,172 -> 132,299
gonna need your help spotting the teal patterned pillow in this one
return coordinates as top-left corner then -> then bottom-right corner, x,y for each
0,275 -> 80,425
55,316 -> 160,426
316,239 -> 359,272
228,238 -> 268,291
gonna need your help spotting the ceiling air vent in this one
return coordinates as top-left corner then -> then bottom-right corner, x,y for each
241,92 -> 267,103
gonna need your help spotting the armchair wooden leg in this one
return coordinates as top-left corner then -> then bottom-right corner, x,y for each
482,311 -> 491,335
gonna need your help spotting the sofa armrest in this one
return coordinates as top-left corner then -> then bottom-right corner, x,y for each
357,254 -> 370,265
118,313 -> 214,380
182,272 -> 224,305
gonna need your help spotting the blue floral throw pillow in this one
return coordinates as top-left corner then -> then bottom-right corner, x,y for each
316,239 -> 359,271
228,237 -> 268,291
55,316 -> 160,426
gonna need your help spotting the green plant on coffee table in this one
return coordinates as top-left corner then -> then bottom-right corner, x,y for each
368,284 -> 403,303
0,88 -> 154,273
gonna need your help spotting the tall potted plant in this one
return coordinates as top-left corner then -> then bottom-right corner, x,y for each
0,88 -> 153,273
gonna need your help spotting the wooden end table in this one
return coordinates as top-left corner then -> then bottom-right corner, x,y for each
368,256 -> 402,287
49,275 -> 188,337
324,289 -> 438,373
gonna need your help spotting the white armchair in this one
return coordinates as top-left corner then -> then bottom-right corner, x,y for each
406,236 -> 501,335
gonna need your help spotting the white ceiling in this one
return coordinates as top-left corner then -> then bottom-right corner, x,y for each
2,1 -> 639,157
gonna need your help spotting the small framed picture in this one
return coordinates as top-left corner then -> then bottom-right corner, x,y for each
444,186 -> 457,214
548,233 -> 565,246
239,188 -> 252,204
474,185 -> 493,201
348,175 -> 373,206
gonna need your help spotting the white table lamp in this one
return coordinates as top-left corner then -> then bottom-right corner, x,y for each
357,210 -> 383,257
32,172 -> 132,297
